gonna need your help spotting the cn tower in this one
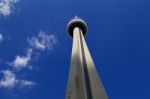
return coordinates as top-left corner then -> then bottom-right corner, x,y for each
66,16 -> 108,99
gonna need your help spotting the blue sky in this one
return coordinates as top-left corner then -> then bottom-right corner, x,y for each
0,0 -> 150,99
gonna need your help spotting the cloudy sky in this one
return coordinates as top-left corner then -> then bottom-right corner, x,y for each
0,0 -> 150,99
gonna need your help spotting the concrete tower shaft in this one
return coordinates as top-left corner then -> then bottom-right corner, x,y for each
66,17 -> 108,99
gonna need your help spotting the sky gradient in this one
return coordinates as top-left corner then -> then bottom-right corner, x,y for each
0,0 -> 150,99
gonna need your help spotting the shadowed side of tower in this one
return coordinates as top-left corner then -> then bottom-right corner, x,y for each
66,17 -> 108,99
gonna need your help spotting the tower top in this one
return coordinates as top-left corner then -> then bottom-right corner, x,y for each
67,16 -> 88,38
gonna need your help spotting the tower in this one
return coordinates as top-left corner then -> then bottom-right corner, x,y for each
66,17 -> 108,99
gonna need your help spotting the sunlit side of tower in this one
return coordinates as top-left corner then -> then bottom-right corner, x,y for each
66,17 -> 108,99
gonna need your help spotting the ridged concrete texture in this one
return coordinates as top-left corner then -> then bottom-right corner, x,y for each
66,27 -> 108,99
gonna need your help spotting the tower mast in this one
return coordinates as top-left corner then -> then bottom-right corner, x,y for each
66,17 -> 108,99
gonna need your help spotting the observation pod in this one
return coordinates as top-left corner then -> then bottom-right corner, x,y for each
67,17 -> 88,38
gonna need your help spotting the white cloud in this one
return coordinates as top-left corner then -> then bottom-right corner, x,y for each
28,31 -> 57,51
20,80 -> 36,86
12,49 -> 32,70
0,70 -> 18,88
0,70 -> 36,89
0,0 -> 19,16
0,31 -> 57,90
0,33 -> 3,42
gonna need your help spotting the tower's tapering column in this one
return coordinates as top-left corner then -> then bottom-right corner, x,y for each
66,17 -> 108,99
